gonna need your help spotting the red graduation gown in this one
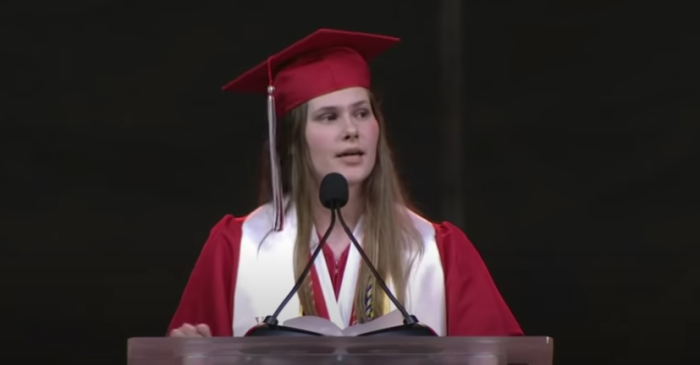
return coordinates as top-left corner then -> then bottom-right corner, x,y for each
167,214 -> 523,336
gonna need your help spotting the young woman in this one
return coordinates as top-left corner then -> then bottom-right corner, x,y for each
167,29 -> 523,337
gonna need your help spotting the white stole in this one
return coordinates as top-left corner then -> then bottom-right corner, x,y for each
309,217 -> 364,327
232,203 -> 447,336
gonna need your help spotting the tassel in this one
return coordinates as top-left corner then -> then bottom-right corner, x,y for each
267,85 -> 284,231
364,277 -> 391,321
365,279 -> 374,320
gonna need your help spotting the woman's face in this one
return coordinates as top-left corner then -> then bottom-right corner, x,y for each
304,87 -> 379,187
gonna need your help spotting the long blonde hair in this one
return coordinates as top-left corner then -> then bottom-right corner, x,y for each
258,91 -> 424,323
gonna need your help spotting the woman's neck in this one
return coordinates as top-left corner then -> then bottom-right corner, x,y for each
311,184 -> 364,257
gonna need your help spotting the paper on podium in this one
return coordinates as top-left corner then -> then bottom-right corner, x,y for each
282,309 -> 404,336
128,336 -> 554,365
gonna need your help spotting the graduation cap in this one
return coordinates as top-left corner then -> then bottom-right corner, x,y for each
222,29 -> 400,231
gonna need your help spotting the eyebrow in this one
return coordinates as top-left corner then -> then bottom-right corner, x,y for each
313,100 -> 369,114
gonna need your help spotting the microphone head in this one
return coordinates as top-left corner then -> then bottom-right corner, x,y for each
319,173 -> 349,209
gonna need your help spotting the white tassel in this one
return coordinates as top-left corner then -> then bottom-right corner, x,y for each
267,85 -> 284,231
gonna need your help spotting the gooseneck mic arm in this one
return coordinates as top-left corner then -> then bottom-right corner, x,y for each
263,209 -> 336,326
246,172 -> 436,337
335,208 -> 418,326
245,173 -> 347,336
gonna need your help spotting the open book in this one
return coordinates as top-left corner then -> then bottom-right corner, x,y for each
281,309 -> 404,336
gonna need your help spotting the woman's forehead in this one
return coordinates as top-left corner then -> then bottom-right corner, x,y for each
308,87 -> 370,111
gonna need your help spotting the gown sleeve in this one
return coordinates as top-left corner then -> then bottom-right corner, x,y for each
434,221 -> 524,336
167,215 -> 244,336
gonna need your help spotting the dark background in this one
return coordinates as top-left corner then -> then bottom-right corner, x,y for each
1,1 -> 698,364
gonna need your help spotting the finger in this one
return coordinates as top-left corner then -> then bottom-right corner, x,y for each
169,329 -> 186,337
183,324 -> 205,337
196,324 -> 212,337
172,324 -> 202,337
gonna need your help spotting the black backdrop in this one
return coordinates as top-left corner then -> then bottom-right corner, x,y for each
1,1 -> 698,365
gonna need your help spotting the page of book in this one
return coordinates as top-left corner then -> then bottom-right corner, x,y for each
283,315 -> 345,336
340,309 -> 403,336
283,310 -> 404,336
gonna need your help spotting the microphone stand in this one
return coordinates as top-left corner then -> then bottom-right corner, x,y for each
244,210 -> 337,337
246,171 -> 436,337
335,208 -> 438,337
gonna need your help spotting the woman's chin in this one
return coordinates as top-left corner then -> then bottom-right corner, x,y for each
339,170 -> 371,187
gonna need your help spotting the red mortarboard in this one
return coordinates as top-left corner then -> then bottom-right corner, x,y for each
222,28 -> 399,116
222,28 -> 400,231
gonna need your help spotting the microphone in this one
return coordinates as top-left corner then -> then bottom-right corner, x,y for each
244,173 -> 347,337
329,173 -> 437,337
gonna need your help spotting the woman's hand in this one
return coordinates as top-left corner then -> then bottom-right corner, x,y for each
169,323 -> 212,337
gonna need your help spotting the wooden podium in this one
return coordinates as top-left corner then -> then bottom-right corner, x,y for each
127,336 -> 554,365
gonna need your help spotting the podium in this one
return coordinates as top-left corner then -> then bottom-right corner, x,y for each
127,337 -> 554,365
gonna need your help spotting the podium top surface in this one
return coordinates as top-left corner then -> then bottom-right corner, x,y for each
128,336 -> 553,365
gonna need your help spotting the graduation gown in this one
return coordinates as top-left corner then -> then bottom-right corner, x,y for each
167,203 -> 523,337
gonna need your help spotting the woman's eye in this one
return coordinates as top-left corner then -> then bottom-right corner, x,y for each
356,109 -> 371,119
320,113 -> 338,121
